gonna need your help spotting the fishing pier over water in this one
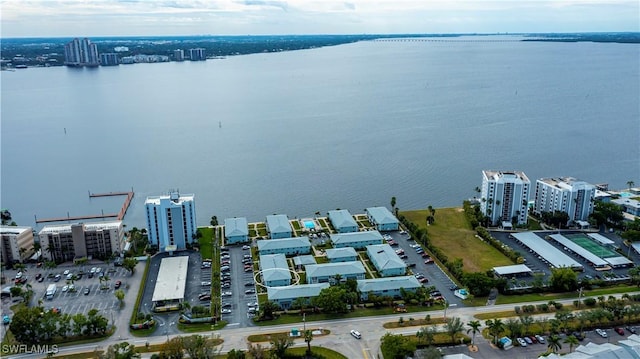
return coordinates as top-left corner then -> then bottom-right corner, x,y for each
35,191 -> 134,224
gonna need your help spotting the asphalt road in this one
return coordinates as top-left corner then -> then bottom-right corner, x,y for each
7,291 -> 638,359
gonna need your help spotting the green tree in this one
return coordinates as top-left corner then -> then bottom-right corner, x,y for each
115,289 -> 125,307
226,349 -> 246,359
466,320 -> 481,347
444,317 -> 464,344
72,313 -> 88,336
123,257 -> 138,275
390,197 -> 397,209
258,301 -> 280,320
485,318 -> 505,345
380,333 -> 416,359
160,337 -> 184,359
504,318 -> 523,339
590,201 -> 624,228
269,334 -> 293,359
210,216 -> 218,227
628,180 -> 635,190
549,267 -> 578,292
416,325 -> 437,346
312,286 -> 349,313
462,272 -> 496,297
519,315 -> 534,336
416,346 -> 443,359
100,342 -> 141,359
547,334 -> 562,354
564,335 -> 579,353
246,343 -> 266,359
182,334 -> 211,359
304,329 -> 313,356
9,305 -> 45,344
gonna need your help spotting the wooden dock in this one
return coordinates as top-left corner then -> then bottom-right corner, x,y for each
36,191 -> 134,224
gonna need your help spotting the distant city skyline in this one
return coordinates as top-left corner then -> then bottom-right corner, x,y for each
1,0 -> 638,38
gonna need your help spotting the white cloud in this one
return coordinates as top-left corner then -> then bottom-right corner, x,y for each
1,0 -> 637,37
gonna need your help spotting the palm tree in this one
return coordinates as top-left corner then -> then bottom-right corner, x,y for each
466,320 -> 481,347
519,315 -> 534,336
485,318 -> 504,345
445,317 -> 464,344
304,329 -> 313,356
547,334 -> 562,354
390,197 -> 397,210
628,180 -> 635,190
564,335 -> 579,353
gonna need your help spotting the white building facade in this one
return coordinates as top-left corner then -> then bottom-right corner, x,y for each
145,191 -> 197,252
0,226 -> 34,265
480,170 -> 531,226
533,177 -> 596,223
39,221 -> 123,262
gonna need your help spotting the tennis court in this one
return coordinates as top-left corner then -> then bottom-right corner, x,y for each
564,233 -> 618,258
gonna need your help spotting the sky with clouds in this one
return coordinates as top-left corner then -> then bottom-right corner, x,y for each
1,0 -> 638,38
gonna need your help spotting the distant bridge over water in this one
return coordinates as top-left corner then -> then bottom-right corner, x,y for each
373,38 -> 529,43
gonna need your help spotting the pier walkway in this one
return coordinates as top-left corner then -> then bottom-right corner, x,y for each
35,191 -> 134,224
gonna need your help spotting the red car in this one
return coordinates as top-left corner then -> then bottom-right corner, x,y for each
114,280 -> 122,289
424,258 -> 434,264
419,277 -> 429,283
615,327 -> 625,336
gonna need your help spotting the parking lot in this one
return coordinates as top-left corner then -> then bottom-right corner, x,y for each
440,327 -> 637,359
384,230 -> 465,307
3,263 -> 131,318
219,244 -> 258,327
491,230 -> 635,289
138,250 -> 206,336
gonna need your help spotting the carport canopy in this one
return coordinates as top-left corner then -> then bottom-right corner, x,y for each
152,256 -> 189,304
493,264 -> 533,277
511,232 -> 583,270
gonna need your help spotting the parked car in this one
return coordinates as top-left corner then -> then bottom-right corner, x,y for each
54,274 -> 61,282
3,315 -> 10,325
63,270 -> 70,275
201,281 -> 211,287
221,291 -> 232,297
535,335 -> 546,344
114,280 -> 122,289
595,328 -> 607,338
419,277 -> 429,283
626,326 -> 637,334
350,330 -> 362,339
245,282 -> 254,287
245,289 -> 255,294
571,331 -> 584,341
62,285 -> 69,292
37,276 -> 45,282
516,338 -> 527,347
242,245 -> 251,250
35,273 -> 43,280
523,337 -> 533,345
199,294 -> 211,301
528,336 -> 537,344
84,288 -> 90,295
615,327 -> 625,336
221,309 -> 232,314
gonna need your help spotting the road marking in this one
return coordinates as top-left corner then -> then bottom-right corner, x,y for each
362,347 -> 369,359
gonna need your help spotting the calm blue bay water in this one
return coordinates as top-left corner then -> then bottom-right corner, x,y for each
2,37 -> 639,229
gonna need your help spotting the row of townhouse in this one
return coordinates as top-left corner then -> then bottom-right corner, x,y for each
223,206 -> 400,245
266,276 -> 422,309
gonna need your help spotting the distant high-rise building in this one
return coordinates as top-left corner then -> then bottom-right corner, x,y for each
64,38 -> 99,67
174,49 -> 185,61
480,170 -> 530,226
145,191 -> 197,252
189,48 -> 206,61
100,53 -> 119,66
533,177 -> 596,224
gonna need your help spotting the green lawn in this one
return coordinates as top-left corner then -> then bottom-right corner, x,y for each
401,208 -> 512,272
285,346 -> 347,359
198,227 -> 214,259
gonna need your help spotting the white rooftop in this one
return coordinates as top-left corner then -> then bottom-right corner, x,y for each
152,256 -> 189,303
493,264 -> 533,276
0,226 -> 32,235
357,276 -> 421,293
39,221 -> 122,235
587,233 -> 615,245
267,283 -> 330,301
145,193 -> 194,205
511,232 -> 583,269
